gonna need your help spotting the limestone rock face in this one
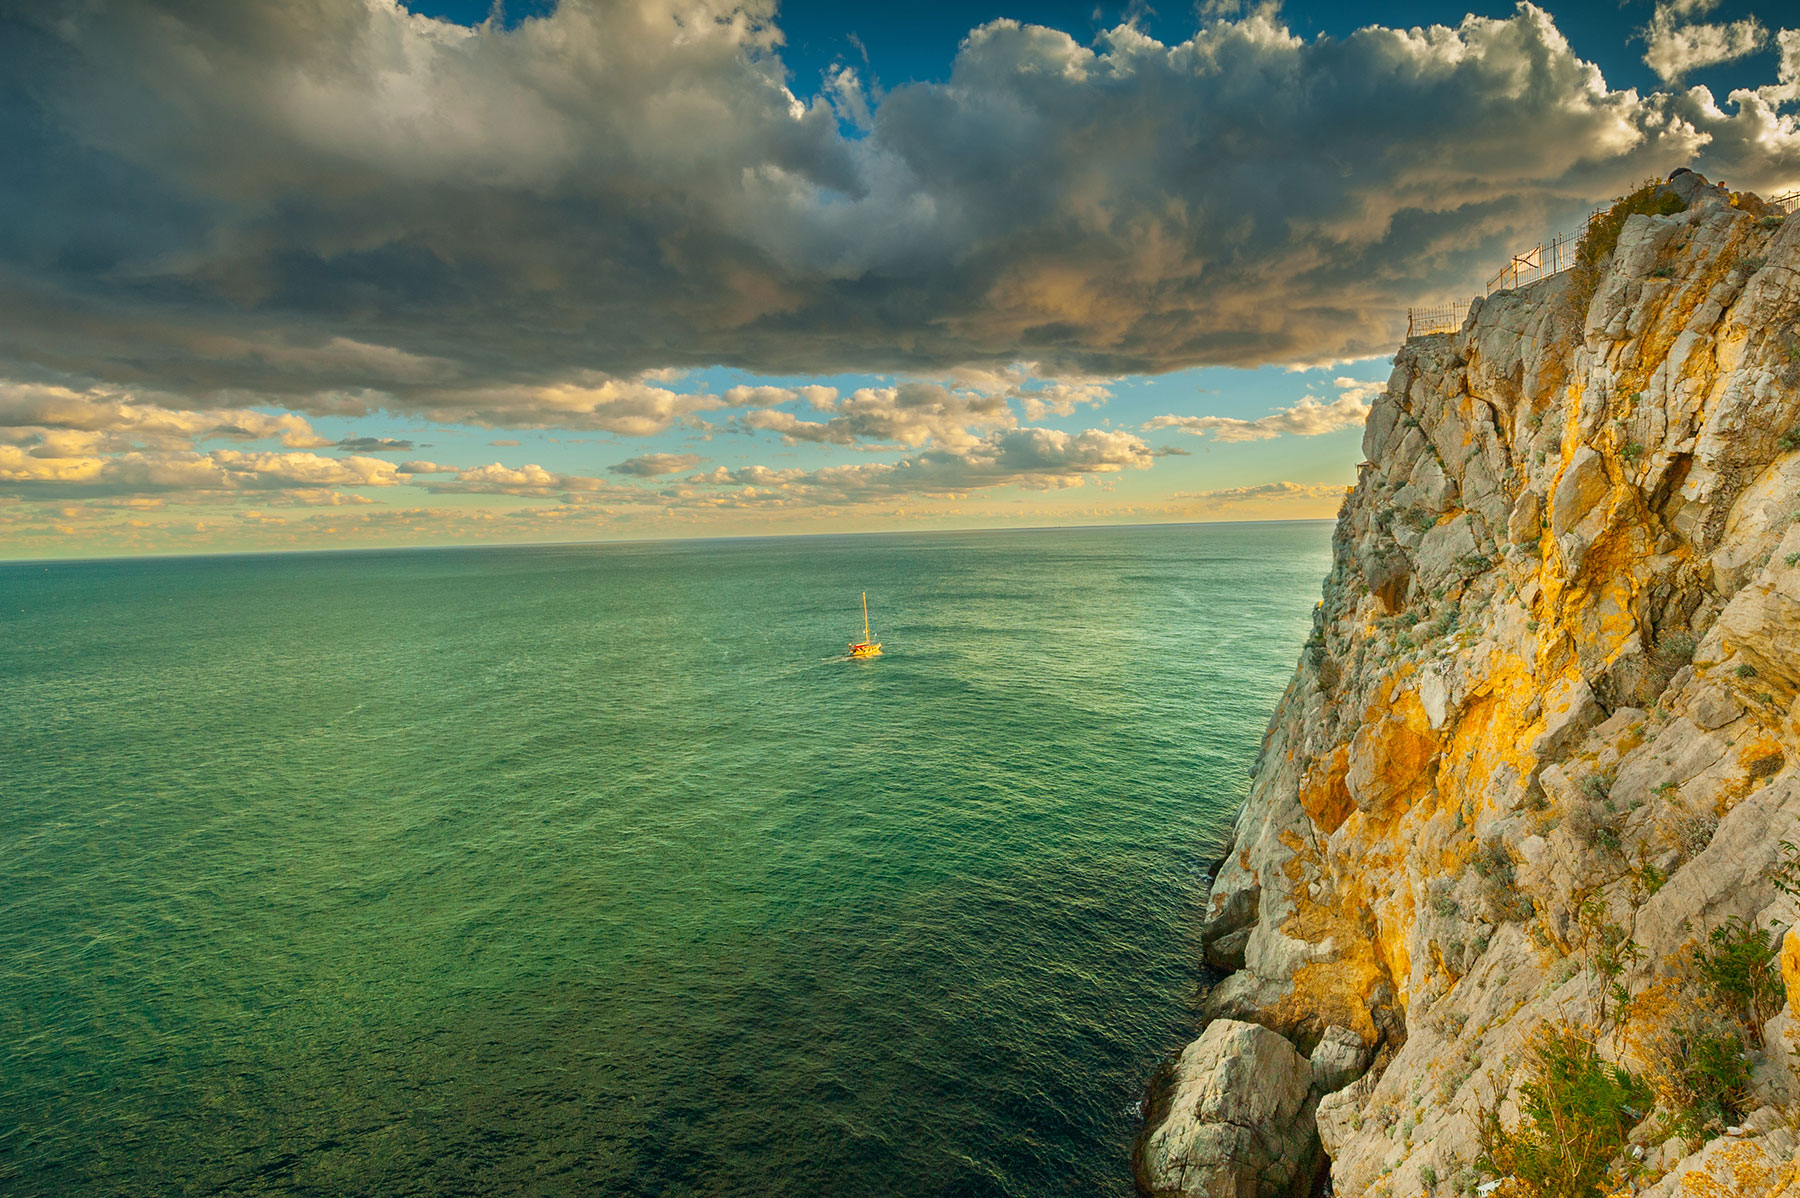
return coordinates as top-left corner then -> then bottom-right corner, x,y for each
1136,1019 -> 1320,1198
1170,174 -> 1800,1197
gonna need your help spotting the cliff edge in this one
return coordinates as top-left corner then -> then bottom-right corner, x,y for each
1140,171 -> 1800,1197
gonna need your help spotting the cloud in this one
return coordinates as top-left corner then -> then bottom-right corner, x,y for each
610,451 -> 704,476
336,437 -> 417,452
426,462 -> 652,499
0,382 -> 333,451
723,383 -> 841,411
4,0 -> 1800,419
689,425 -> 1156,503
399,375 -> 727,433
1641,1 -> 1767,83
738,381 -> 1016,450
1171,481 -> 1349,503
1145,381 -> 1375,442
0,445 -> 406,495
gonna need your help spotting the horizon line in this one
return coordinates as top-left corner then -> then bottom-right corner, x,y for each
0,514 -> 1338,567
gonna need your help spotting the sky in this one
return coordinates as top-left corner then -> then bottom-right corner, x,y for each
2,0 -> 1798,558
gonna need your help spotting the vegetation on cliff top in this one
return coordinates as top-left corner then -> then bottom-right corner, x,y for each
1567,181 -> 1688,309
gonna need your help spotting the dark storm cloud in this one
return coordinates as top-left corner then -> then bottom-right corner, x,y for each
2,0 -> 1799,425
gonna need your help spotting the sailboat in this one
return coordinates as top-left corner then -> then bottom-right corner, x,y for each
848,591 -> 882,659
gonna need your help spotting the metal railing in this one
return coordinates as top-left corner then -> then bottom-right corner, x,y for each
1406,182 -> 1790,342
1405,301 -> 1468,338
1486,230 -> 1579,295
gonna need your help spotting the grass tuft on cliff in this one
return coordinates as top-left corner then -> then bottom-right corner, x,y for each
1478,1024 -> 1649,1198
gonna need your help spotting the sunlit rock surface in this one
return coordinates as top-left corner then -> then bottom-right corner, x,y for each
1142,172 -> 1800,1196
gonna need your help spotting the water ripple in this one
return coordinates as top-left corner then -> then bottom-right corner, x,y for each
0,523 -> 1331,1197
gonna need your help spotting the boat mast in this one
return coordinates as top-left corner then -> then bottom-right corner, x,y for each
862,591 -> 871,642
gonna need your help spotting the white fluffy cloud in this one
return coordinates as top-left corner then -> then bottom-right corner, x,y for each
738,381 -> 1015,450
688,425 -> 1155,502
405,375 -> 726,433
0,445 -> 406,492
1145,379 -> 1376,442
1642,1 -> 1768,84
0,382 -> 332,452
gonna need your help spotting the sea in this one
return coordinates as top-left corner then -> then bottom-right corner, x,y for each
0,521 -> 1333,1197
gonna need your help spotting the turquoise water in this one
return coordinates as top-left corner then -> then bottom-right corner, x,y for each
0,522 -> 1331,1196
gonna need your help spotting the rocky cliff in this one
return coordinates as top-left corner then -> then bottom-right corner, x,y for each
1139,170 -> 1800,1198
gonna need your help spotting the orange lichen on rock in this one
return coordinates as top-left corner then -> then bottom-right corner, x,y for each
1677,1140 -> 1800,1198
1347,679 -> 1441,824
1268,830 -> 1398,1042
1432,659 -> 1539,819
1299,744 -> 1355,835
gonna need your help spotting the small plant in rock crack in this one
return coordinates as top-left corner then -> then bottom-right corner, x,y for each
1624,979 -> 1752,1143
1692,917 -> 1785,1047
1471,836 -> 1514,882
1768,840 -> 1800,900
1479,1023 -> 1650,1198
1455,552 -> 1494,574
1663,808 -> 1719,860
1650,631 -> 1696,674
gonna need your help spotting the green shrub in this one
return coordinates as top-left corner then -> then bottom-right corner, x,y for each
1429,606 -> 1461,639
1769,840 -> 1800,900
1625,981 -> 1751,1142
1455,552 -> 1494,574
1779,426 -> 1800,451
1570,184 -> 1687,307
1692,918 -> 1785,1046
1479,1024 -> 1649,1198
1650,630 -> 1696,674
1733,663 -> 1759,679
1472,836 -> 1514,881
